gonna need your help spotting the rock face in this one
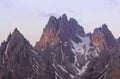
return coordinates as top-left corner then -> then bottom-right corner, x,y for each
105,41 -> 120,79
0,28 -> 45,79
91,24 -> 116,51
35,14 -> 85,51
34,14 -> 117,79
0,14 -> 119,79
35,14 -> 88,79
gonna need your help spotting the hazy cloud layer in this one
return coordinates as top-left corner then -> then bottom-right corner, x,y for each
38,12 -> 59,17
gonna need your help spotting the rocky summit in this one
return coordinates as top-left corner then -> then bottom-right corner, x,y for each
0,14 -> 119,79
35,14 -> 85,50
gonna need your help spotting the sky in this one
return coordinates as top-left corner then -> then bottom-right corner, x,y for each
0,0 -> 120,46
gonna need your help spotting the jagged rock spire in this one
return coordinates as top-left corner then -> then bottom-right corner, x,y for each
35,14 -> 85,50
0,28 -> 36,79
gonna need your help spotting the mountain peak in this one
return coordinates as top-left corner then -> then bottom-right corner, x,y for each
3,28 -> 30,51
48,14 -> 67,25
94,24 -> 108,33
48,16 -> 57,24
61,13 -> 67,20
12,28 -> 22,36
62,13 -> 67,17
91,24 -> 116,51
10,28 -> 26,41
0,29 -> 36,79
102,23 -> 108,29
14,28 -> 19,33
1,28 -> 25,45
35,14 -> 85,50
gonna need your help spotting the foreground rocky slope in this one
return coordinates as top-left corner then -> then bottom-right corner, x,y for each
0,14 -> 119,79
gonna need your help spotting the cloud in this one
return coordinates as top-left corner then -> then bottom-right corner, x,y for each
69,10 -> 80,15
38,12 -> 59,17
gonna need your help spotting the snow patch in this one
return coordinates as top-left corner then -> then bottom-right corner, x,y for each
5,42 -> 10,56
61,45 -> 65,62
71,36 -> 91,64
52,63 -> 61,79
71,36 -> 90,55
57,65 -> 68,73
33,58 -> 40,67
79,61 -> 90,75
2,55 -> 5,64
73,61 -> 90,76
105,64 -> 109,68
71,35 -> 99,65
3,42 -> 10,64
55,71 -> 60,79
4,42 -> 10,59
69,74 -> 75,78
41,48 -> 44,51
71,40 -> 84,55
60,41 -> 62,43
52,63 -> 56,69
64,42 -> 68,47
32,57 -> 40,75
31,50 -> 38,55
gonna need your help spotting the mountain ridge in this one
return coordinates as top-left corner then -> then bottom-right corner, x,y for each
0,14 -> 119,79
